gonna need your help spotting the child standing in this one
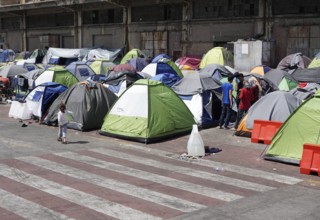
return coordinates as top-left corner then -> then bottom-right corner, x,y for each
57,103 -> 68,144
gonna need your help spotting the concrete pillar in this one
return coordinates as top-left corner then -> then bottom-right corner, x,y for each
20,12 -> 27,51
266,0 -> 273,40
256,0 -> 266,38
182,0 -> 191,56
74,10 -> 82,48
124,7 -> 130,51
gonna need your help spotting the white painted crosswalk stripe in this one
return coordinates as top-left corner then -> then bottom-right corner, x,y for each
0,188 -> 74,220
118,143 -> 303,185
56,151 -> 243,202
19,156 -> 206,212
0,164 -> 161,220
91,148 -> 275,192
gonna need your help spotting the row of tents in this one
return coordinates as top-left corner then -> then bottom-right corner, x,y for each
4,47 -> 320,166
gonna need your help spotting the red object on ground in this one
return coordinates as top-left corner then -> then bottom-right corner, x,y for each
298,82 -> 308,88
251,120 -> 283,144
300,143 -> 320,176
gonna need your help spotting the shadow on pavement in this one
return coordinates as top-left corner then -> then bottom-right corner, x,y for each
67,141 -> 89,144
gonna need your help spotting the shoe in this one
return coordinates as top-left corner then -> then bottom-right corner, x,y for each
219,126 -> 223,129
223,126 -> 230,130
231,127 -> 236,130
62,141 -> 68,144
57,138 -> 62,142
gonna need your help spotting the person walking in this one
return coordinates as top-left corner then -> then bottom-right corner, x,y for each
219,76 -> 234,129
57,103 -> 68,144
234,81 -> 253,129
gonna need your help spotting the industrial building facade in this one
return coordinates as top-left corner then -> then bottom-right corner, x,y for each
0,0 -> 319,66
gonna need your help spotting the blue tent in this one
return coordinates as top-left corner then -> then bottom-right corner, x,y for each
152,54 -> 171,63
25,82 -> 67,119
142,59 -> 183,78
65,61 -> 96,81
0,49 -> 15,62
172,73 -> 223,128
151,73 -> 181,87
127,57 -> 149,71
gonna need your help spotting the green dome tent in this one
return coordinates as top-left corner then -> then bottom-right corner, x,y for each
34,66 -> 79,88
308,52 -> 320,69
100,79 -> 195,143
120,49 -> 147,64
264,91 -> 320,164
89,60 -> 115,75
199,47 -> 234,69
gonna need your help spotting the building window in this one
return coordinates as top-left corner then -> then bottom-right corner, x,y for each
82,8 -> 123,24
1,17 -> 20,30
192,0 -> 258,19
131,4 -> 182,22
27,13 -> 73,28
272,0 -> 320,15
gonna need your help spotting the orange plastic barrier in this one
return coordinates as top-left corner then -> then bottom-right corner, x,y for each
300,143 -> 320,176
251,120 -> 283,144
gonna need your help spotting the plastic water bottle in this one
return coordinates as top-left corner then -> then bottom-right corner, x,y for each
187,124 -> 205,157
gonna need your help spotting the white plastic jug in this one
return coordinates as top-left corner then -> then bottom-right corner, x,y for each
187,124 -> 205,157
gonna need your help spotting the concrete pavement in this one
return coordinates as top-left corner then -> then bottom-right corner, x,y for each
0,103 -> 319,219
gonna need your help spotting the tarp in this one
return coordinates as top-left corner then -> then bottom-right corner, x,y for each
175,56 -> 201,70
264,91 -> 320,164
112,64 -> 136,72
290,83 -> 320,101
42,48 -> 90,65
8,101 -> 32,120
45,82 -> 117,131
104,70 -> 143,96
100,79 -> 195,143
84,48 -> 121,62
246,91 -> 301,129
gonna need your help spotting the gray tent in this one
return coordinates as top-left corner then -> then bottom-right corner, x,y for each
287,67 -> 320,83
199,64 -> 233,79
246,91 -> 301,129
263,69 -> 287,88
0,65 -> 28,78
277,53 -> 311,71
44,81 -> 117,131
